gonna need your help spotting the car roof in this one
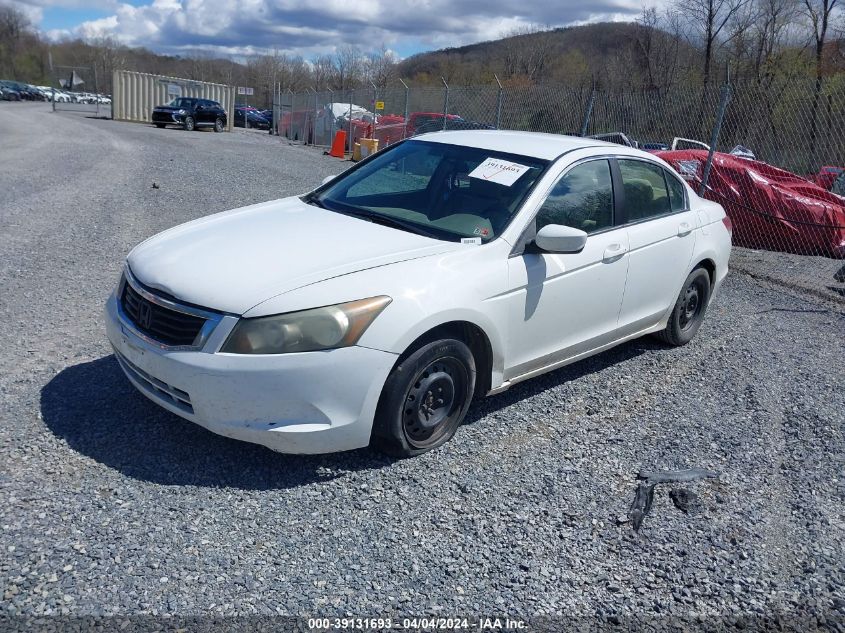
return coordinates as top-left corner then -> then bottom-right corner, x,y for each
413,130 -> 626,161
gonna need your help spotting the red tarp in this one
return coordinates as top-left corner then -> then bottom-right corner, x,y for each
657,150 -> 845,258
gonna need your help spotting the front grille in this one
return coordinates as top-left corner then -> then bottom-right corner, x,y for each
114,348 -> 194,414
121,282 -> 206,347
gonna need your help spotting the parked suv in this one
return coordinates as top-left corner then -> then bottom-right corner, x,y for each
151,98 -> 227,132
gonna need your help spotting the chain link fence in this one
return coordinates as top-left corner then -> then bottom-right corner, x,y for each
280,77 -> 845,303
50,65 -> 111,117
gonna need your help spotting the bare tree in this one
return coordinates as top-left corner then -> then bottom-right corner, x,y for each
0,4 -> 33,78
366,44 -> 397,90
635,7 -> 687,91
334,45 -> 364,91
677,0 -> 755,86
500,26 -> 555,83
801,0 -> 840,157
311,53 -> 335,89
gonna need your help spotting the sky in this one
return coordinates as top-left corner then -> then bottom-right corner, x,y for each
11,0 -> 643,60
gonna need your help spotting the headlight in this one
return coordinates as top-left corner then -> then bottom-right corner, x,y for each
177,109 -> 186,115
220,296 -> 391,354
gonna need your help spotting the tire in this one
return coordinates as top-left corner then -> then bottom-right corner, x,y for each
183,116 -> 195,132
655,268 -> 711,346
154,123 -> 166,128
372,339 -> 476,457
214,117 -> 225,133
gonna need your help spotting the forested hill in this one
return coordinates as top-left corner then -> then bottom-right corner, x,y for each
397,22 -> 699,88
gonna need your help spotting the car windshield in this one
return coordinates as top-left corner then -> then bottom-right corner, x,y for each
166,98 -> 195,108
307,140 -> 547,242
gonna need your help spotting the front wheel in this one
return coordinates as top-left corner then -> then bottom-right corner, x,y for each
655,268 -> 711,346
214,117 -> 225,133
183,116 -> 195,131
372,339 -> 476,457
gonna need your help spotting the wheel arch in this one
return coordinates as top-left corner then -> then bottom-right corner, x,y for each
393,320 -> 495,398
692,257 -> 716,291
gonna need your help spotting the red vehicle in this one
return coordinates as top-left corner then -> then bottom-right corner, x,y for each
658,150 -> 845,258
812,166 -> 845,191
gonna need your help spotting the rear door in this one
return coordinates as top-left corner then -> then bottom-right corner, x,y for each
196,100 -> 213,125
615,158 -> 697,336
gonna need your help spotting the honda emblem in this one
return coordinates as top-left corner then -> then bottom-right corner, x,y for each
137,301 -> 153,329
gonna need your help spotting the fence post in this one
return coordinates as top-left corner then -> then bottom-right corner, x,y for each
699,70 -> 732,196
348,89 -> 354,152
494,74 -> 503,130
399,78 -> 409,139
313,87 -> 318,145
441,77 -> 449,130
93,65 -> 100,118
286,88 -> 293,140
371,80 -> 378,140
580,80 -> 596,137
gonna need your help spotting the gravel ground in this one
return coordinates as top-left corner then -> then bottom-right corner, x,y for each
1,103 -> 844,629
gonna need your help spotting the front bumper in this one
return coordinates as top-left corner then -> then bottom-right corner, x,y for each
104,293 -> 398,454
151,111 -> 184,124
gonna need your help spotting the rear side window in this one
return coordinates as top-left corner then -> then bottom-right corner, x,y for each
665,170 -> 687,211
618,160 -> 671,221
535,160 -> 614,233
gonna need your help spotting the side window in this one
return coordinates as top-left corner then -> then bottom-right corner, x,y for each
665,169 -> 687,211
618,160 -> 671,221
535,160 -> 613,233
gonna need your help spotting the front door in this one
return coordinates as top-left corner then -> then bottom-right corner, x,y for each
504,159 -> 629,380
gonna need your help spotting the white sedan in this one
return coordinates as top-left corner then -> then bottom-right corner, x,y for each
104,131 -> 731,457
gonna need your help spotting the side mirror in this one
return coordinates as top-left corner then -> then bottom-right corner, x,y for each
321,174 -> 338,186
533,224 -> 588,253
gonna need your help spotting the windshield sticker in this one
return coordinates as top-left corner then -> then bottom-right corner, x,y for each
473,226 -> 490,237
468,158 -> 531,186
461,237 -> 482,245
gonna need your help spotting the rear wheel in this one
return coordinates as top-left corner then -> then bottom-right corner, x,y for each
655,268 -> 711,346
372,339 -> 475,457
183,116 -> 195,132
214,117 -> 225,133
154,123 -> 166,128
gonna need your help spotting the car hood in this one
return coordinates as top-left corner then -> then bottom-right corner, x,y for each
127,196 -> 458,315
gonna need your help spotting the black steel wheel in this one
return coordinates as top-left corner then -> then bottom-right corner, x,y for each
373,339 -> 475,457
183,116 -> 195,132
655,268 -> 711,346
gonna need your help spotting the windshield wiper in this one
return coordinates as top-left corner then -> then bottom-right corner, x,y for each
339,208 -> 443,240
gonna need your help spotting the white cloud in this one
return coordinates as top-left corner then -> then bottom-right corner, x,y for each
37,0 -> 643,58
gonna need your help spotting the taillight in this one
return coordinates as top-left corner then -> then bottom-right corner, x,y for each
722,215 -> 733,235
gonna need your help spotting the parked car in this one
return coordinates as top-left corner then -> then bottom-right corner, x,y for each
234,107 -> 270,129
151,97 -> 227,132
105,131 -> 731,457
587,132 -> 639,148
831,172 -> 845,198
658,149 -> 845,258
641,142 -> 670,151
0,81 -> 29,101
812,166 -> 845,191
0,83 -> 21,100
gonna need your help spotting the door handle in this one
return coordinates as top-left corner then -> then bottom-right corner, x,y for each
602,243 -> 627,263
678,222 -> 693,237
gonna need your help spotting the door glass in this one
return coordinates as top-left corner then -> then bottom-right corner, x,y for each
665,170 -> 687,211
535,160 -> 613,233
618,160 -> 671,221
